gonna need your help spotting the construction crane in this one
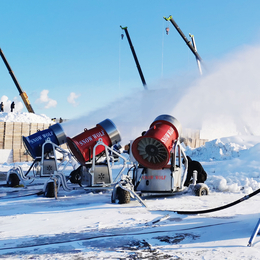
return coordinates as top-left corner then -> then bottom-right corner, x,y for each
0,48 -> 35,113
120,26 -> 148,90
163,15 -> 204,74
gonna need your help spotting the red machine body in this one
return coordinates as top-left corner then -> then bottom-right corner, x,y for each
67,119 -> 121,165
131,115 -> 181,169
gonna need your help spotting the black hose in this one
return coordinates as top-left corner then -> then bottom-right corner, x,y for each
154,188 -> 260,215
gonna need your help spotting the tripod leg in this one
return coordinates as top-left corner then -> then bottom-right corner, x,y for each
248,218 -> 260,247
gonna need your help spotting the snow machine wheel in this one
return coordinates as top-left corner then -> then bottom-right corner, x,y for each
7,173 -> 20,187
44,181 -> 55,198
117,187 -> 131,204
194,183 -> 209,196
69,170 -> 82,184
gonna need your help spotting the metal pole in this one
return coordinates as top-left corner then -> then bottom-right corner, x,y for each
163,16 -> 203,62
189,34 -> 202,75
0,48 -> 35,113
248,218 -> 260,247
120,26 -> 147,90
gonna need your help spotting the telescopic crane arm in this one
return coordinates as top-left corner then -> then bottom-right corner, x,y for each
189,34 -> 202,75
120,26 -> 147,90
0,48 -> 35,113
163,15 -> 203,64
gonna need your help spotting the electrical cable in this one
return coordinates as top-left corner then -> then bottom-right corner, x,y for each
154,188 -> 260,215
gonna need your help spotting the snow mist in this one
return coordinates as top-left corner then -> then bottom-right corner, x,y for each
63,44 -> 260,144
173,44 -> 260,139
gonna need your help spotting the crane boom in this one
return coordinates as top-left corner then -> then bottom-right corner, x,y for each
0,48 -> 35,113
120,26 -> 147,90
189,34 -> 202,75
163,15 -> 203,62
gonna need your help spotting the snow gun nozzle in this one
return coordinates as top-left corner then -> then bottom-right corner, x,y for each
131,115 -> 182,170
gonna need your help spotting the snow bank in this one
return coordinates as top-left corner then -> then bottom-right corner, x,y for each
185,136 -> 260,194
0,150 -> 12,164
0,112 -> 52,123
185,138 -> 246,161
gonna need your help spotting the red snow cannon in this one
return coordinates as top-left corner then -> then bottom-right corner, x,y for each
131,115 -> 181,169
67,119 -> 121,165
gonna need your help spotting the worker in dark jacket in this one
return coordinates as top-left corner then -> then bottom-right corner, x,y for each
184,156 -> 207,186
10,101 -> 15,112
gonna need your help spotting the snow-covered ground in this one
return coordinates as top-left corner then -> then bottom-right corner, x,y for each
1,112 -> 260,259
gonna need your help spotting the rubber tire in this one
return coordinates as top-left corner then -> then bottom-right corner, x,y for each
117,187 -> 131,204
7,173 -> 20,187
194,184 -> 209,196
44,181 -> 55,198
69,171 -> 82,184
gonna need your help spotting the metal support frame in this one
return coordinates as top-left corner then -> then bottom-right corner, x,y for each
6,139 -> 77,189
175,139 -> 188,190
112,139 -> 189,207
248,218 -> 260,247
89,138 -> 129,187
40,138 -> 76,177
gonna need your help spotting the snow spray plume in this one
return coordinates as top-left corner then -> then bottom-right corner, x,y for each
62,77 -> 194,145
63,44 -> 260,144
172,44 -> 260,140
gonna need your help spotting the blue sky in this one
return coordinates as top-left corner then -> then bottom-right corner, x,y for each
1,0 -> 260,119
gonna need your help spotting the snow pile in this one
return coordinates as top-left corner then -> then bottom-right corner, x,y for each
185,138 -> 247,161
0,112 -> 52,123
185,136 -> 260,194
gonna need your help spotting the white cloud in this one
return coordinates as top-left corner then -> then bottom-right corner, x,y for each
0,95 -> 9,103
67,92 -> 80,106
36,90 -> 57,109
13,97 -> 24,112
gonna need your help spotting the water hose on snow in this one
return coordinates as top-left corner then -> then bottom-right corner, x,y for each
156,187 -> 260,215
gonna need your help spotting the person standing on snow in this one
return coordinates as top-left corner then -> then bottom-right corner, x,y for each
184,156 -> 207,186
0,102 -> 3,112
10,101 -> 15,112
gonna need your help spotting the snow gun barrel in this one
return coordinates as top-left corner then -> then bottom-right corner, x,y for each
22,123 -> 67,159
131,115 -> 182,170
0,48 -> 35,113
163,15 -> 203,62
120,26 -> 147,90
66,119 -> 121,165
